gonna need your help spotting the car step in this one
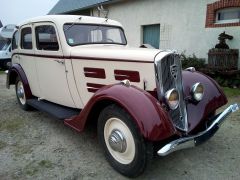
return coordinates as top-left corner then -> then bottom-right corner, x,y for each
27,98 -> 80,120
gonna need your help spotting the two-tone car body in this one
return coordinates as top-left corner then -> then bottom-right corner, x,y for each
6,15 -> 239,177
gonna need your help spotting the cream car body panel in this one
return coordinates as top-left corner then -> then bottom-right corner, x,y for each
65,59 -> 84,108
70,46 -> 158,105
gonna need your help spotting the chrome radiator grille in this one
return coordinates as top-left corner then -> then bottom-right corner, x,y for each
155,52 -> 188,131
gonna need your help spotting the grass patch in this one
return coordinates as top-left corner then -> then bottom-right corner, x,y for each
0,119 -> 24,133
222,87 -> 240,98
23,161 -> 39,176
0,140 -> 7,150
38,160 -> 53,168
22,160 -> 53,177
12,144 -> 33,157
0,70 -> 4,75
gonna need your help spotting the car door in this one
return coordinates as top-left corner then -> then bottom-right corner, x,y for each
18,25 -> 41,98
34,22 -> 76,108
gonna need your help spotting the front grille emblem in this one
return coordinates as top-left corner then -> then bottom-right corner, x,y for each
170,64 -> 178,79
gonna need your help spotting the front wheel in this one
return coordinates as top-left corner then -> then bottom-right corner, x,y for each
98,104 -> 152,177
15,77 -> 30,111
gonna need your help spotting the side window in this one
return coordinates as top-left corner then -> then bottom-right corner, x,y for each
21,27 -> 32,49
12,30 -> 19,50
35,25 -> 59,51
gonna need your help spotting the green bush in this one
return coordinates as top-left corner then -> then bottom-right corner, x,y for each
180,53 -> 206,70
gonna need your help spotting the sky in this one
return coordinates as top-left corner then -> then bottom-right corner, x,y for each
0,0 -> 59,25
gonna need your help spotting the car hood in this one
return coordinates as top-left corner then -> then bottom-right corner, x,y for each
69,45 -> 161,62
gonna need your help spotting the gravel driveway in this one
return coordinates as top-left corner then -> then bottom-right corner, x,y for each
0,73 -> 239,180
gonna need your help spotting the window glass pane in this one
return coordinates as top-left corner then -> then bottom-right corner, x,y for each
217,7 -> 240,21
90,29 -> 102,42
35,25 -> 59,51
64,24 -> 126,46
106,28 -> 122,43
21,27 -> 32,49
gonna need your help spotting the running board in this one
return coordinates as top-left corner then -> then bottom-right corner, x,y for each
27,98 -> 80,120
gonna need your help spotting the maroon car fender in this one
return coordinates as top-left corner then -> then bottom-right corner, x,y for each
64,84 -> 177,141
182,71 -> 227,133
7,64 -> 32,99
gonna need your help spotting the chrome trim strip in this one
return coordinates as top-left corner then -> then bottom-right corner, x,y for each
154,51 -> 172,101
157,103 -> 239,156
185,67 -> 196,72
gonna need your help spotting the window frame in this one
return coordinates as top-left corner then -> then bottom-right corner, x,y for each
35,24 -> 60,51
12,30 -> 19,51
63,23 -> 127,46
20,27 -> 33,50
215,7 -> 240,24
205,0 -> 240,28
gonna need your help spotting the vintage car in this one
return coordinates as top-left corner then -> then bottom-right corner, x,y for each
6,15 -> 239,177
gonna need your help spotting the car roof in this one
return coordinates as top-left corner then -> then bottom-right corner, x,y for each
18,15 -> 123,28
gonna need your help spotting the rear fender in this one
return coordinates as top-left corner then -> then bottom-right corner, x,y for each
64,84 -> 176,141
7,64 -> 32,99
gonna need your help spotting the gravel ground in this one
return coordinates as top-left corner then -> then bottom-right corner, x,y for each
0,73 -> 239,180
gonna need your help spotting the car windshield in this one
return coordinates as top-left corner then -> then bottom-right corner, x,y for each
63,24 -> 127,46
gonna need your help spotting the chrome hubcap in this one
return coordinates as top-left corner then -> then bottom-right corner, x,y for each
17,87 -> 24,99
104,117 -> 135,164
108,129 -> 127,153
17,81 -> 26,105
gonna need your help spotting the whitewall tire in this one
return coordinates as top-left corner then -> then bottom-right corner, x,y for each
15,77 -> 30,111
98,104 -> 153,177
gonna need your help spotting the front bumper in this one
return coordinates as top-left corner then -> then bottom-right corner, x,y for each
158,103 -> 239,156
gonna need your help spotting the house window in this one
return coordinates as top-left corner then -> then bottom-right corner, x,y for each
206,0 -> 240,28
216,7 -> 240,24
142,24 -> 160,49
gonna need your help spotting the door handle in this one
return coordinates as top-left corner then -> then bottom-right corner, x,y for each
54,59 -> 65,64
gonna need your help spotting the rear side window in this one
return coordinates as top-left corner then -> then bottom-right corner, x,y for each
12,30 -> 19,50
21,27 -> 32,49
35,25 -> 59,51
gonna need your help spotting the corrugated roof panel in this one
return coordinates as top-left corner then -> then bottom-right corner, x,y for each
49,0 -> 115,14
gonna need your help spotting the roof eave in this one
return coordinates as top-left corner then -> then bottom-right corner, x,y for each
49,0 -> 122,15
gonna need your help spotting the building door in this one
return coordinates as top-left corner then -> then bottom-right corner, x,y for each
143,24 -> 160,49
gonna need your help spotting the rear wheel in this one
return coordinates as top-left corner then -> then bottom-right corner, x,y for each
15,77 -> 30,110
98,104 -> 152,177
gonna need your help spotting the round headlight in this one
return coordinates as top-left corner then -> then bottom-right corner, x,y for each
165,89 -> 179,110
191,82 -> 204,101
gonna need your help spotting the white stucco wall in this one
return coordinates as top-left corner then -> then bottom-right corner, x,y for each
92,0 -> 240,68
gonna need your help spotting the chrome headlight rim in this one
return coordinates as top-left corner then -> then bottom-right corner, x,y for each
191,82 -> 204,102
165,88 -> 180,110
